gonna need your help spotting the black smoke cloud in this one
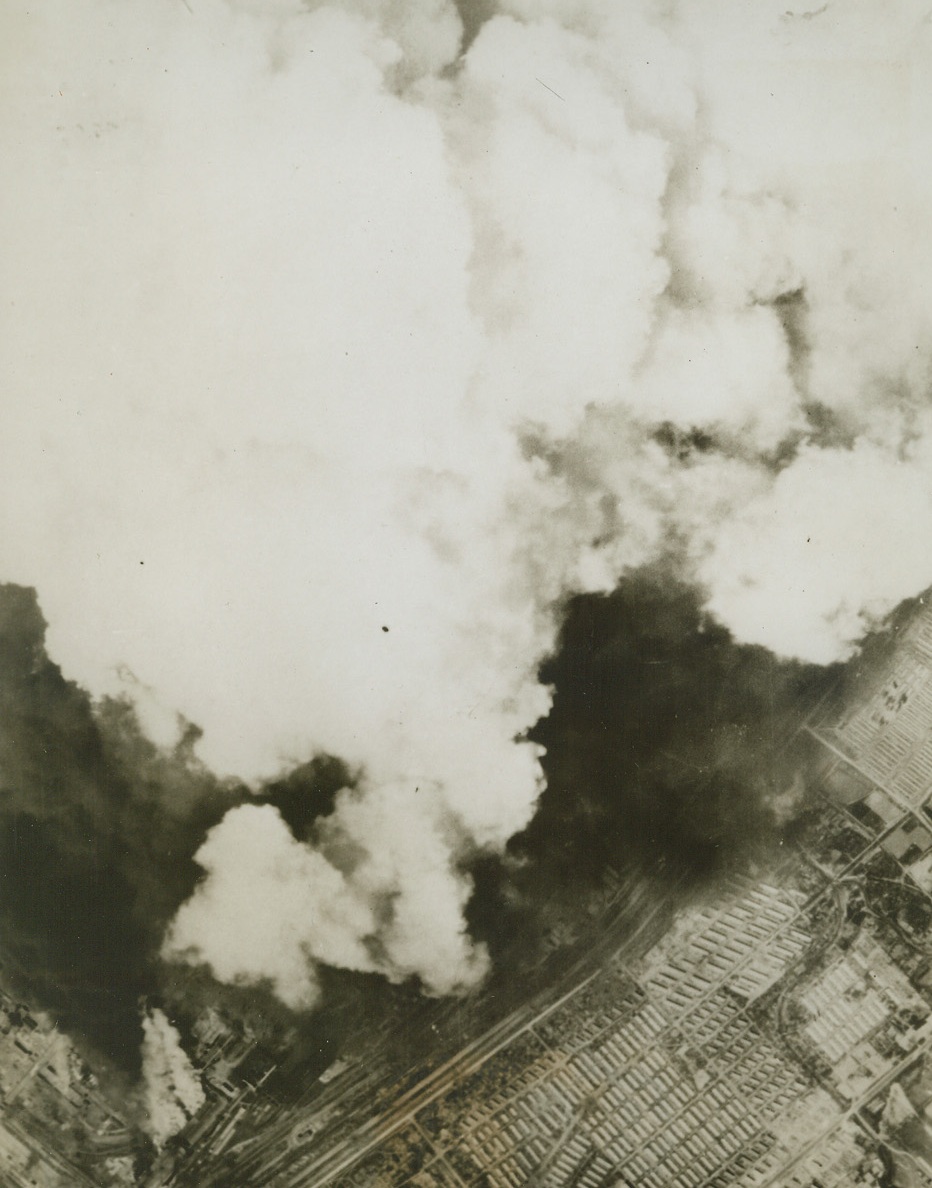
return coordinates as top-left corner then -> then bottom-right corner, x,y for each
0,584 -> 240,1071
454,0 -> 497,49
461,565 -> 841,975
517,566 -> 838,888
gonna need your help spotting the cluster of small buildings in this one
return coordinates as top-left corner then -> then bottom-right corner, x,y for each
317,831 -> 932,1188
145,1004 -> 282,1184
396,881 -> 887,1188
827,605 -> 932,810
796,932 -> 932,1100
0,980 -> 133,1188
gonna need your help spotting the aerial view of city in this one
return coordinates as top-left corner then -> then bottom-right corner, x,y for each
3,0 -> 932,1185
9,592 -> 932,1185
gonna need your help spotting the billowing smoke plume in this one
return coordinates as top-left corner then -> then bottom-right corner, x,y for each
139,1009 -> 206,1148
2,0 -> 932,1015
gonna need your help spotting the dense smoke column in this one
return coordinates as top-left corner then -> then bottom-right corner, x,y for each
0,584 -> 240,1072
514,567 -> 840,894
0,817 -> 149,1070
0,583 -> 146,1067
453,0 -> 497,49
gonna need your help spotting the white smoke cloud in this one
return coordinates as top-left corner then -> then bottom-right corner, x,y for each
165,805 -> 377,1006
140,1008 -> 206,1148
3,0 -> 932,1007
164,798 -> 489,1003
700,438 -> 932,663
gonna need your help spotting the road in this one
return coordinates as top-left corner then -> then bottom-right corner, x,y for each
266,875 -> 683,1188
173,871 -> 684,1188
756,1037 -> 932,1188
